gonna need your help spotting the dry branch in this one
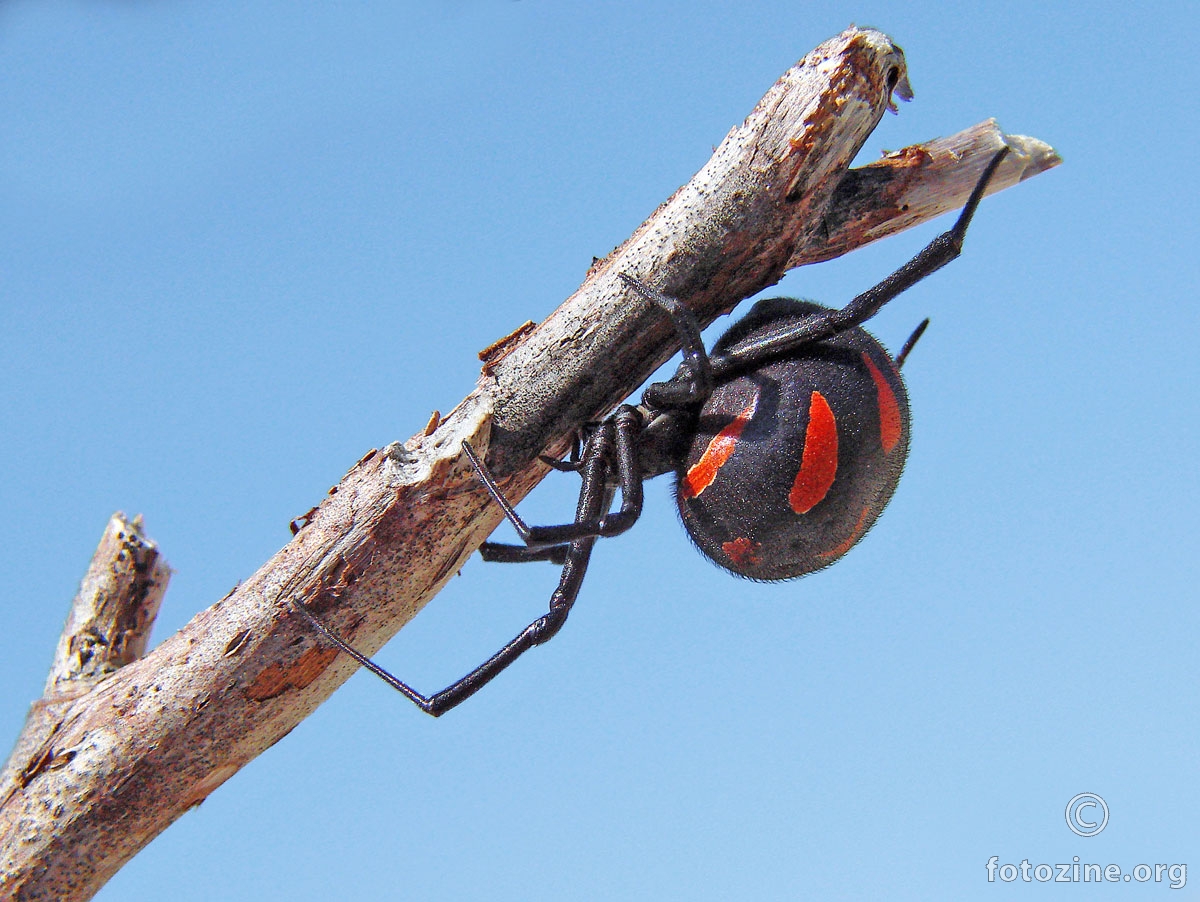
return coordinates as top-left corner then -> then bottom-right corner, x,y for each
0,27 -> 1059,901
790,119 -> 1058,267
1,514 -> 170,798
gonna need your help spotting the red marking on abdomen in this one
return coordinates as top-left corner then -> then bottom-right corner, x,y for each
818,504 -> 872,560
862,352 -> 902,453
788,391 -> 838,514
721,536 -> 762,567
681,395 -> 757,499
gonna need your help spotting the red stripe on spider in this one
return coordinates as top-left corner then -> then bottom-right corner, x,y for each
721,536 -> 762,567
788,391 -> 838,514
861,352 -> 902,453
818,504 -> 872,560
681,395 -> 758,499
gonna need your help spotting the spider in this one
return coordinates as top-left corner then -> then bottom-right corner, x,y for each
297,147 -> 1010,716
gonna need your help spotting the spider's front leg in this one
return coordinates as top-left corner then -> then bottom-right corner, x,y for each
704,147 -> 1010,376
464,405 -> 645,553
617,273 -> 714,410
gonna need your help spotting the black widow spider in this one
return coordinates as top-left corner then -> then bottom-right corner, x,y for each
297,147 -> 1010,716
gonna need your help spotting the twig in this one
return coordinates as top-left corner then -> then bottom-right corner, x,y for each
791,119 -> 1058,266
0,27 -> 1058,901
1,514 -> 170,800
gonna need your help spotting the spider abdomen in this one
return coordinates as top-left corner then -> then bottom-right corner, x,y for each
675,299 -> 910,581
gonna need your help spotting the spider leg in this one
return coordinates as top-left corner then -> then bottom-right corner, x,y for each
462,405 -> 644,546
297,424 -> 619,717
539,430 -> 585,472
618,273 -> 714,409
710,146 -> 1010,378
540,456 -> 584,473
894,318 -> 930,368
478,542 -> 571,565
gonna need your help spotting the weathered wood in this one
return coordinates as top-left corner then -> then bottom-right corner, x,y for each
0,27 -> 1058,901
1,514 -> 170,801
790,119 -> 1059,267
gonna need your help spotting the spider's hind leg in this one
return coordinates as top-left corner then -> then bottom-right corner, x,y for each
704,147 -> 1011,375
478,542 -> 571,565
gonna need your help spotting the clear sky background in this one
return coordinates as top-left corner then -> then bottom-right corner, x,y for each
2,2 -> 1196,899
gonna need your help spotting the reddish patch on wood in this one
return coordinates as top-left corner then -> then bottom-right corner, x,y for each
289,505 -> 321,536
246,646 -> 339,701
885,144 -> 934,168
789,391 -> 838,513
422,409 -> 441,436
349,448 -> 377,472
479,320 -> 537,375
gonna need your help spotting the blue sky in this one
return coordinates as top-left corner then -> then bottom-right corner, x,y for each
2,2 -> 1197,899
